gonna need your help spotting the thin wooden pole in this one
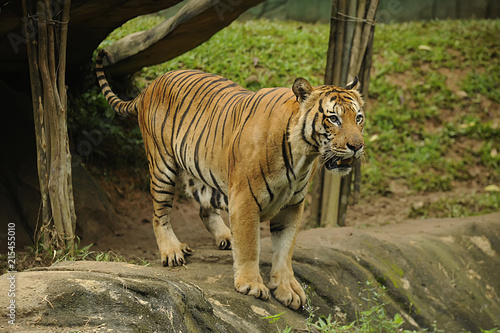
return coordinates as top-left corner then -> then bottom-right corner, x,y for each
60,0 -> 76,244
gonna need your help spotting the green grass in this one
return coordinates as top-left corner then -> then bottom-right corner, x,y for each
365,19 -> 500,197
409,192 -> 500,219
105,18 -> 329,90
263,281 -> 444,333
90,17 -> 500,215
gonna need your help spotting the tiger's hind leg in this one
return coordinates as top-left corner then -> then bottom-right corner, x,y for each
199,207 -> 231,250
183,175 -> 231,250
149,156 -> 192,267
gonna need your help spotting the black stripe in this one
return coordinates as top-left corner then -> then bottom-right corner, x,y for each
210,189 -> 218,208
247,176 -> 262,212
149,151 -> 176,185
151,196 -> 172,208
173,74 -> 222,168
311,114 -> 321,147
220,91 -> 252,147
285,115 -> 294,169
318,101 -> 325,114
151,179 -> 174,191
293,182 -> 309,195
283,197 -> 305,210
210,170 -> 225,195
167,71 -> 207,165
193,190 -> 200,203
154,212 -> 168,219
282,133 -> 295,186
260,164 -> 274,202
262,88 -> 283,111
154,189 -> 175,196
270,224 -> 286,233
187,80 -> 240,184
301,108 -> 317,148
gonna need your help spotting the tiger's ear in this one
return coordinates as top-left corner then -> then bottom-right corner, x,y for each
292,77 -> 313,102
345,76 -> 360,91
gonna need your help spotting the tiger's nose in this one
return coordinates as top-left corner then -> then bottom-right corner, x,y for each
347,142 -> 363,152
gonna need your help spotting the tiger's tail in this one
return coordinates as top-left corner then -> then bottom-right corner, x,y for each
95,49 -> 139,117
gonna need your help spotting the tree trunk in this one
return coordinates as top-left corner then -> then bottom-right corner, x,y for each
22,0 -> 76,251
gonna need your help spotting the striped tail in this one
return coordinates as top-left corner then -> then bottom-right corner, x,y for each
95,49 -> 139,117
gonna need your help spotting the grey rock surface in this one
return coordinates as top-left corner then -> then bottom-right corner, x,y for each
1,213 -> 499,332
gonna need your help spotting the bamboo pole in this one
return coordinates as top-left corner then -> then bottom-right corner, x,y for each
348,0 -> 367,82
332,0 -> 346,86
338,167 -> 352,226
316,0 -> 378,228
311,0 -> 340,227
320,0 -> 345,228
361,20 -> 375,98
340,0 -> 357,85
308,168 -> 324,228
352,0 -> 379,77
320,174 -> 341,227
324,0 -> 340,86
338,0 -> 378,226
336,0 -> 359,227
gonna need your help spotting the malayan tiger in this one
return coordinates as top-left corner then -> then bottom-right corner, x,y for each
95,49 -> 365,310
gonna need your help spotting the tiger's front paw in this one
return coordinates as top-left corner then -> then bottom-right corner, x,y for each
269,273 -> 306,310
216,236 -> 231,250
235,275 -> 270,301
160,243 -> 192,267
211,223 -> 231,250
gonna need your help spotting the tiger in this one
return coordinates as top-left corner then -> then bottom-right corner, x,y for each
95,49 -> 365,310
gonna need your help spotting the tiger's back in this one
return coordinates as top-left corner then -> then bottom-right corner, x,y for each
137,69 -> 306,217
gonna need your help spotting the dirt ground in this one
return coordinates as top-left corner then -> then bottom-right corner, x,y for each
92,175 -> 488,266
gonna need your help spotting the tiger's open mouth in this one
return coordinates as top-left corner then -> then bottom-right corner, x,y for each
325,157 -> 354,170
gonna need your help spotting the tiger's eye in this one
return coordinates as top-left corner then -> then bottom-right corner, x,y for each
356,114 -> 364,123
329,115 -> 339,124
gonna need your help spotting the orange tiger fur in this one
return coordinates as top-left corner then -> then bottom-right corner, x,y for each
95,49 -> 365,310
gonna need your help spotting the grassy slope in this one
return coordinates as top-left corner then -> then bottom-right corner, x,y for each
97,17 -> 500,218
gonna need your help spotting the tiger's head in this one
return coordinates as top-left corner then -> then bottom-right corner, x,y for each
292,77 -> 365,176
